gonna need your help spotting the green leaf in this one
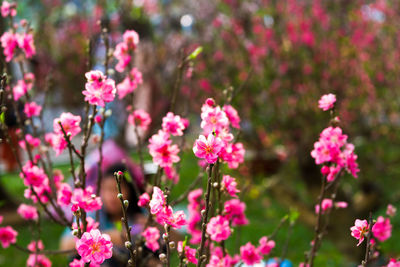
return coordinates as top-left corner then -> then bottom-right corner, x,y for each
182,236 -> 188,250
289,209 -> 299,224
124,170 -> 132,184
0,112 -> 4,124
115,221 -> 122,231
187,46 -> 203,60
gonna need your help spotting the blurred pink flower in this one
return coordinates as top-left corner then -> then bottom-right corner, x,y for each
221,175 -> 240,197
0,226 -> 17,248
318,93 -> 336,111
138,192 -> 150,207
142,227 -> 160,252
372,216 -> 392,242
17,204 -> 38,221
162,112 -> 186,136
83,70 -> 116,107
240,242 -> 262,265
128,109 -> 151,131
24,102 -> 42,118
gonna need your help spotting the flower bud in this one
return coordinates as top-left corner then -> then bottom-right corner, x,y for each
169,241 -> 175,249
117,193 -> 123,199
72,229 -> 79,236
125,241 -> 132,249
159,253 -> 166,263
124,200 -> 129,208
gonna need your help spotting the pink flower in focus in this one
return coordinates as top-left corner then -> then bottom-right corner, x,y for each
26,254 -> 51,267
0,31 -> 18,62
162,112 -> 186,136
221,175 -> 240,197
386,204 -> 396,217
223,105 -> 241,129
24,102 -> 42,118
350,219 -> 369,246
315,198 -> 333,214
53,112 -> 81,138
177,241 -> 198,264
0,226 -> 18,248
76,229 -> 113,265
372,216 -> 392,242
224,199 -> 248,226
71,186 -> 102,212
156,206 -> 187,229
240,242 -> 262,265
141,227 -> 160,252
200,105 -> 230,136
1,1 -> 16,17
193,134 -> 224,164
17,204 -> 38,221
206,215 -> 231,242
149,186 -> 166,215
258,236 -> 275,255
138,192 -> 150,207
128,109 -> 151,131
148,131 -> 180,168
83,70 -> 116,107
318,93 -> 336,111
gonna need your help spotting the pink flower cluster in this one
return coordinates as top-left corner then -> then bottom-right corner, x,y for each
207,246 -> 239,267
314,198 -> 348,214
311,126 -> 360,181
141,226 -> 160,252
18,134 -> 41,151
20,161 -> 51,204
116,68 -> 143,99
83,70 -> 116,107
177,241 -> 198,264
187,189 -> 204,244
128,109 -> 152,131
239,236 -> 275,265
12,73 -> 35,100
224,199 -> 248,226
46,112 -> 81,156
114,30 -> 139,72
351,215 -> 392,247
193,99 -> 245,168
162,112 -> 187,136
76,229 -> 113,265
26,240 -> 52,267
1,1 -> 17,17
57,184 -> 102,213
206,215 -> 231,242
0,31 -> 36,62
149,186 -> 186,228
221,175 -> 240,197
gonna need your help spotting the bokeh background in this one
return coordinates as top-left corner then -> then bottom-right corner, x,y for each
1,0 -> 400,266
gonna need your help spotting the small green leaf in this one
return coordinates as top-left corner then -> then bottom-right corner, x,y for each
0,112 -> 4,124
289,209 -> 299,224
115,221 -> 122,231
188,46 -> 203,60
182,236 -> 188,250
124,170 -> 132,183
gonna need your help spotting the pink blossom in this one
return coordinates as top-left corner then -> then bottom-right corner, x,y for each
27,240 -> 44,252
164,166 -> 179,184
177,241 -> 198,264
206,215 -> 231,242
0,226 -> 18,248
350,219 -> 369,246
26,254 -> 51,267
83,70 -> 116,107
156,206 -> 187,229
20,161 -> 48,188
71,186 -> 102,212
17,33 -> 36,59
12,80 -> 29,100
123,30 -> 140,50
149,186 -> 166,215
318,93 -> 336,111
141,227 -> 160,252
45,133 -> 67,156
220,142 -> 245,169
19,134 -> 41,150
114,43 -> 130,72
72,217 -> 99,233
221,175 -> 240,197
76,229 -> 113,265
69,259 -> 100,267
224,199 -> 248,226
387,259 -> 400,267
1,1 -> 16,17
128,109 -> 151,131
0,31 -> 18,62
148,131 -> 180,168
223,105 -> 241,129
372,216 -> 392,242
193,134 -> 224,164
162,112 -> 186,136
24,102 -> 42,118
240,242 -> 262,265
335,201 -> 348,209
386,204 -> 396,217
116,68 -> 143,99
53,112 -> 81,138
258,236 -> 275,255
138,192 -> 150,207
17,204 -> 38,221
201,105 -> 230,136
315,198 -> 333,214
